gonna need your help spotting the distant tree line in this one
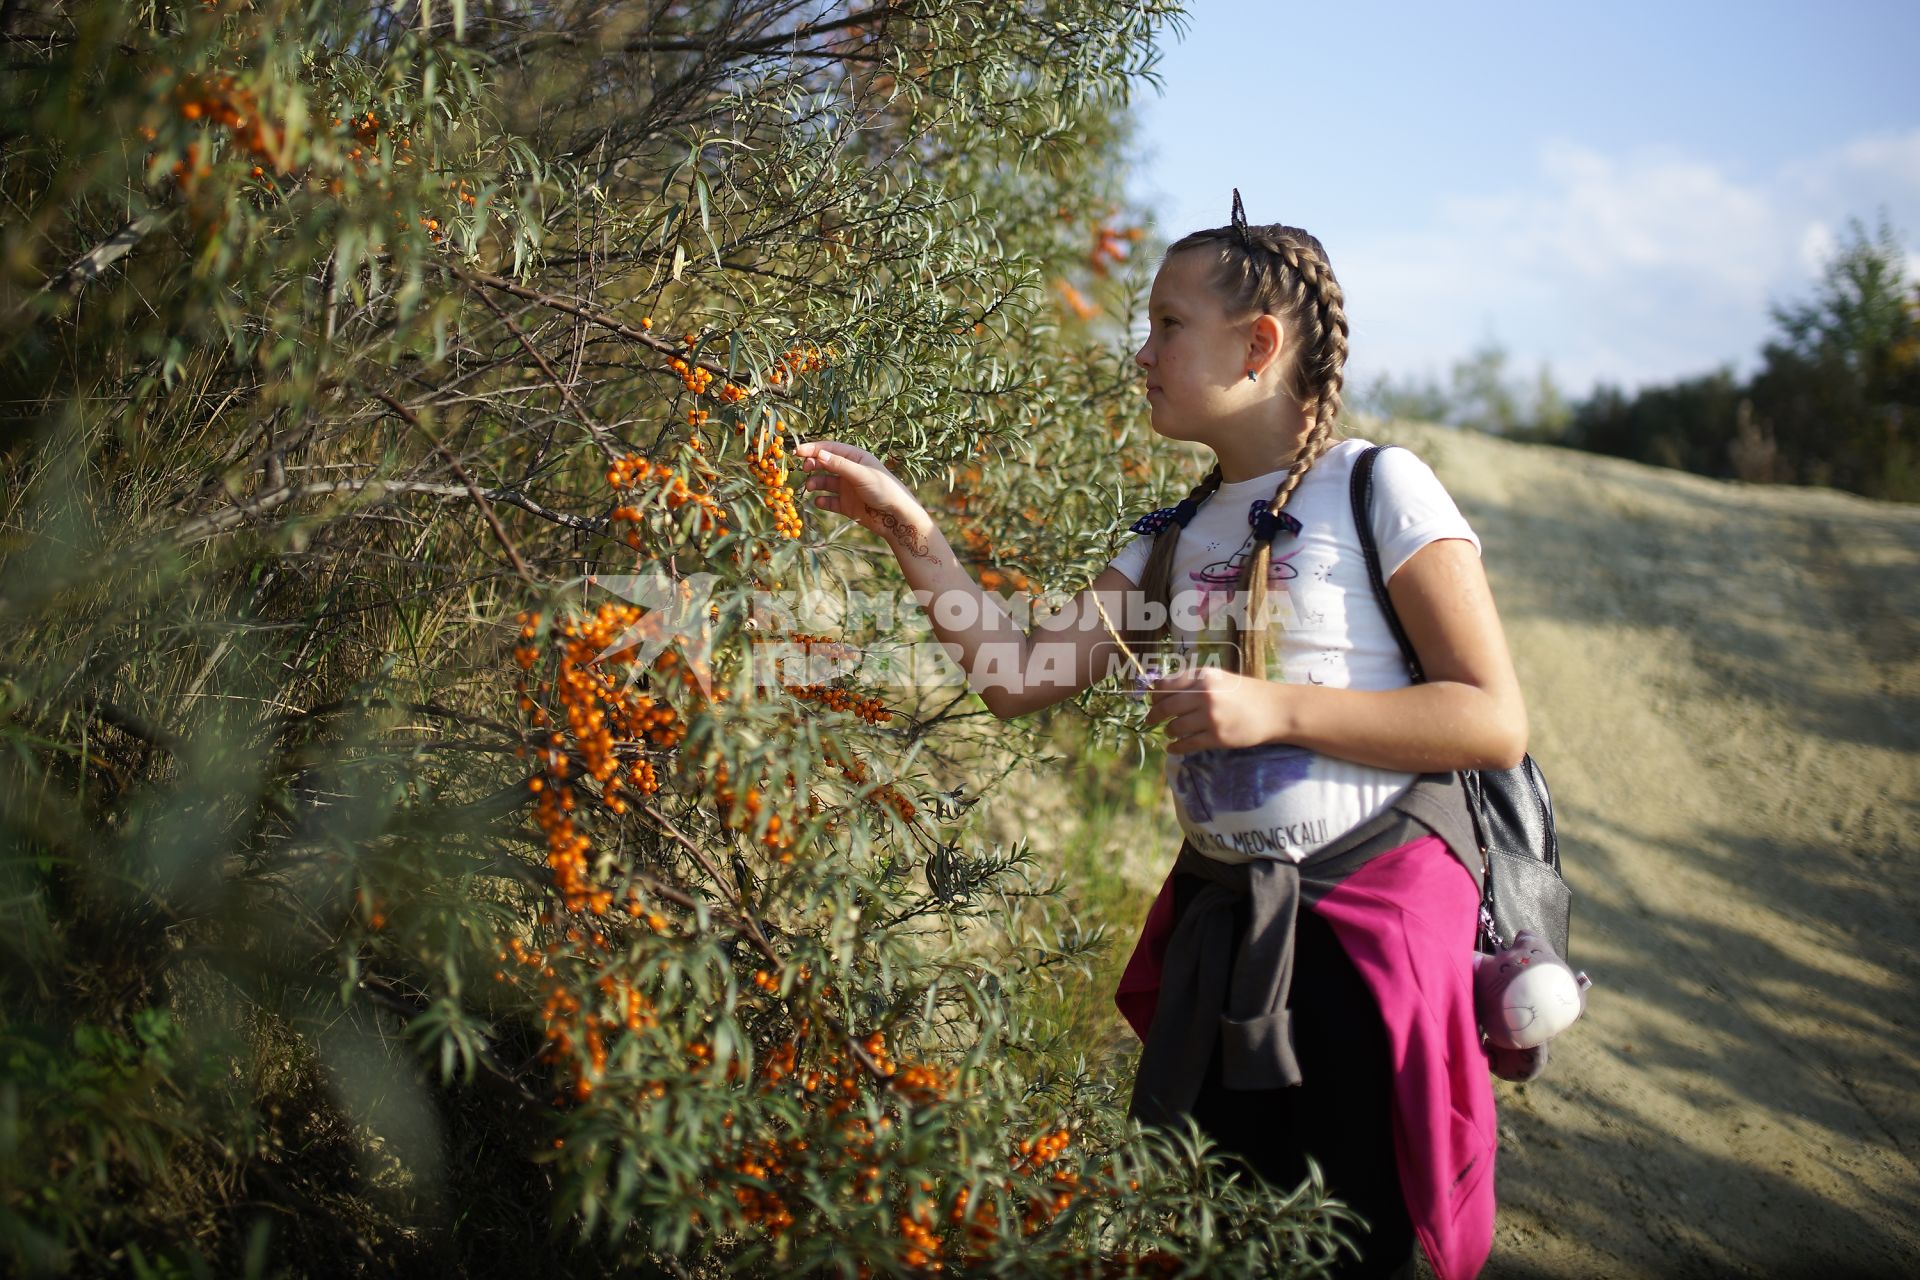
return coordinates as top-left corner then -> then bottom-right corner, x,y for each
1356,216 -> 1920,503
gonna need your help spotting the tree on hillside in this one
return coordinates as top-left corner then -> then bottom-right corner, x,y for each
1747,214 -> 1920,499
1567,369 -> 1746,477
1560,216 -> 1918,499
1,2 -> 1353,1276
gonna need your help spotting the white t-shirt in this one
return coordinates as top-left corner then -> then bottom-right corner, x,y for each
1107,438 -> 1481,864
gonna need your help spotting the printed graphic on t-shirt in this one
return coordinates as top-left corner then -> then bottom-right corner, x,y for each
1183,536 -> 1311,675
1171,743 -> 1315,822
1168,534 -> 1336,857
1186,542 -> 1301,619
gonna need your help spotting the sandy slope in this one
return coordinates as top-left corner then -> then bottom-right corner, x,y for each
1363,423 -> 1920,1278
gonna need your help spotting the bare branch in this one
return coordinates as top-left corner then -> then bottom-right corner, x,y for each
17,214 -> 158,309
171,477 -> 607,543
450,264 -> 792,401
471,286 -> 626,463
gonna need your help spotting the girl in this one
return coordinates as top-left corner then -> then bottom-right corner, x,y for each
794,193 -> 1525,1280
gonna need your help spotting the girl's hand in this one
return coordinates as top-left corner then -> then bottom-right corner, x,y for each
1143,667 -> 1289,754
794,440 -> 940,561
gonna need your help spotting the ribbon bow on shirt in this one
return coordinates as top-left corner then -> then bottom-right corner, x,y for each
1130,498 -> 1302,544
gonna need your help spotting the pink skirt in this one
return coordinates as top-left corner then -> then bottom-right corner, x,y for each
1116,835 -> 1496,1280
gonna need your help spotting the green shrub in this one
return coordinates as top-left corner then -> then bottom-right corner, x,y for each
1,3 -> 1356,1275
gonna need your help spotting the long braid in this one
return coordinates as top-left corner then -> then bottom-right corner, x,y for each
1236,230 -> 1350,678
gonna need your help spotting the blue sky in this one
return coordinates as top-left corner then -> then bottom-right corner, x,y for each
1126,1 -> 1920,398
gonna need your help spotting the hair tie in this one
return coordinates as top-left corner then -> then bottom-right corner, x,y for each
1248,501 -> 1301,544
1229,188 -> 1251,249
1129,497 -> 1202,536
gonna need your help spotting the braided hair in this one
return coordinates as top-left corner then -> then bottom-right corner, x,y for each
1134,213 -> 1351,680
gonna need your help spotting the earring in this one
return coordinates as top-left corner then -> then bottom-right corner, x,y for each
1246,369 -> 1257,382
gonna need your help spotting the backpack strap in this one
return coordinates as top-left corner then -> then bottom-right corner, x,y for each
1348,445 -> 1424,684
1349,444 -> 1500,945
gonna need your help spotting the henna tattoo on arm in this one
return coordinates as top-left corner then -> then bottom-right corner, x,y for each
873,504 -> 941,564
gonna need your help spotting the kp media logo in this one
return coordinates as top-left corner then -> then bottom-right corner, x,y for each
583,570 -> 719,697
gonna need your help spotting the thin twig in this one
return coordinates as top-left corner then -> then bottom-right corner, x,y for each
171,477 -> 606,542
450,264 -> 791,401
371,390 -> 537,586
1091,590 -> 1153,685
471,286 -> 625,463
635,798 -> 781,962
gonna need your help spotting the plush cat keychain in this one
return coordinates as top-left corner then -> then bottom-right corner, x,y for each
1473,930 -> 1593,1082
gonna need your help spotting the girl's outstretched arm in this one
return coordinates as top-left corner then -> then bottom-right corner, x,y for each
794,439 -> 1143,719
1145,537 -> 1528,772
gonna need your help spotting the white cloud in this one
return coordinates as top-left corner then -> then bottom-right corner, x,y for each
1798,221 -> 1839,276
1335,129 -> 1920,396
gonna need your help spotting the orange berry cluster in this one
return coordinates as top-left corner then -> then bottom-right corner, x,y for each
660,335 -> 818,403
606,454 -> 727,542
930,1127 -> 1082,1264
704,761 -> 795,862
1088,222 -> 1144,278
667,354 -> 714,395
890,1061 -> 958,1106
529,760 -> 604,913
896,1202 -> 942,1271
744,422 -> 802,538
650,645 -> 718,702
699,1023 -> 967,1247
513,606 -> 688,911
748,962 -> 812,995
1011,1129 -> 1082,1234
785,683 -> 892,724
951,521 -> 1033,594
168,142 -> 213,192
726,1137 -> 798,1233
667,334 -> 752,401
623,885 -> 670,933
334,107 -> 423,169
1054,278 -> 1097,321
863,1117 -> 1093,1271
948,1185 -> 1002,1259
344,109 -> 380,161
954,518 -> 999,556
356,885 -> 389,931
1011,1127 -> 1073,1175
165,71 -> 276,191
496,930 -> 662,1102
828,746 -> 917,823
975,567 -> 1032,593
765,344 -> 827,388
942,465 -> 984,516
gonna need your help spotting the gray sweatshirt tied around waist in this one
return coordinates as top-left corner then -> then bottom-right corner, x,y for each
1128,771 -> 1480,1129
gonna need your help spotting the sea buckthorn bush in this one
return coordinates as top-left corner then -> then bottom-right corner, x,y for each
1,3 -> 1351,1276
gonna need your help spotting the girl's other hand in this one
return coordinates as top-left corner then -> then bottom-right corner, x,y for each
794,439 -> 931,544
1143,666 -> 1288,754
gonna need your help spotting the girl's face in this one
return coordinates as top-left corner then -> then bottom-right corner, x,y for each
1134,250 -> 1258,442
